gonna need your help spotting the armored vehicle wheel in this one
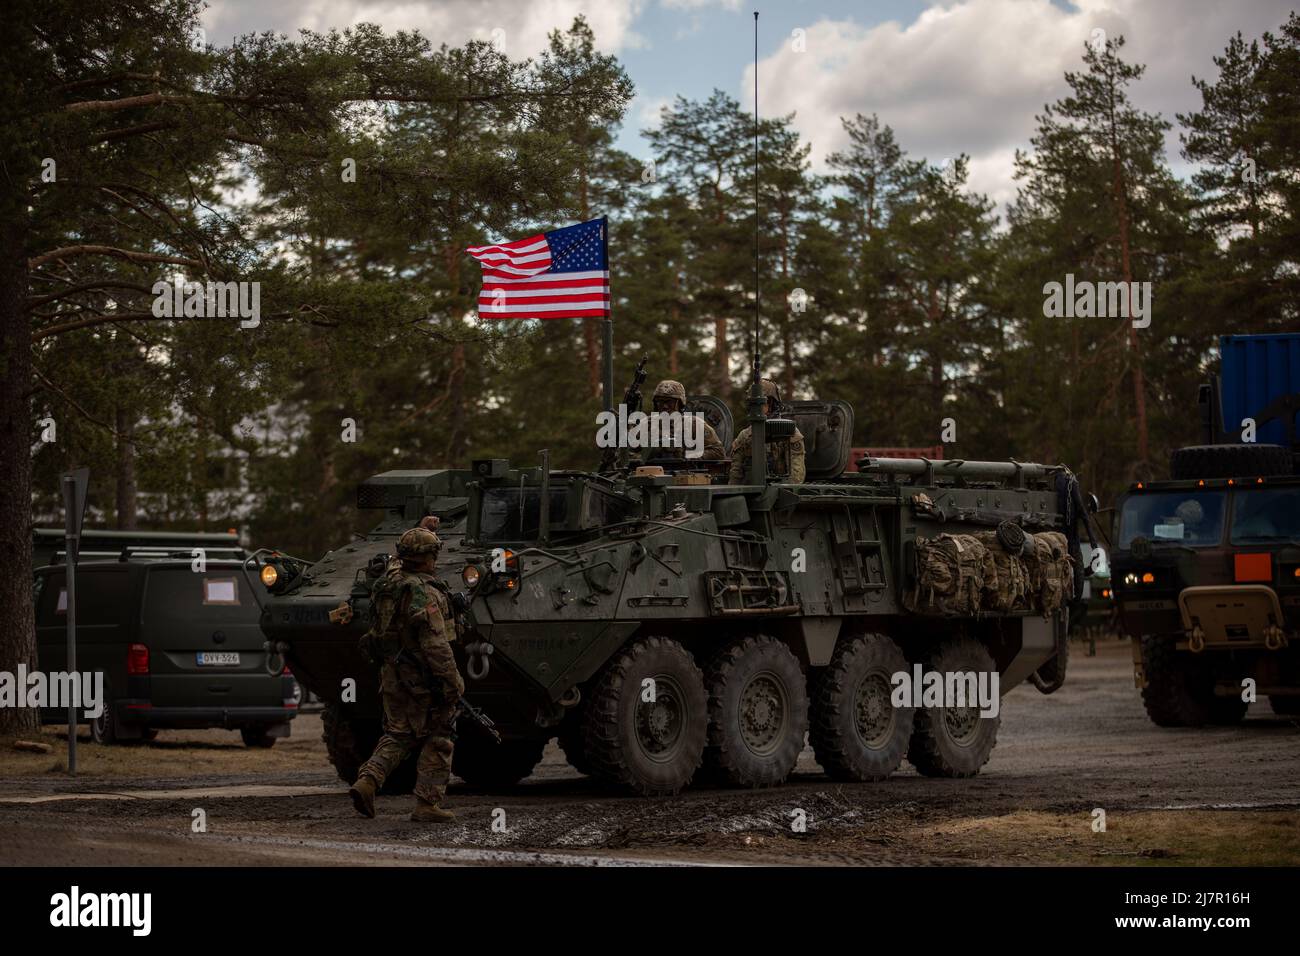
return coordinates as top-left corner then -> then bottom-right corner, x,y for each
557,697 -> 593,776
582,636 -> 707,796
811,633 -> 912,781
703,635 -> 808,788
321,702 -> 416,794
907,637 -> 1000,778
453,735 -> 547,789
1209,695 -> 1248,725
1270,696 -> 1300,716
1138,635 -> 1211,727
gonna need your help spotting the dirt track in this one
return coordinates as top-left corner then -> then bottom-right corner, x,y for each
2,639 -> 1298,866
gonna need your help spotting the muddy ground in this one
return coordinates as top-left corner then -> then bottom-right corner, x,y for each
1,639 -> 1298,866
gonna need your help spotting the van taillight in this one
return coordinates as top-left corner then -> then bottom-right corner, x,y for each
127,643 -> 150,675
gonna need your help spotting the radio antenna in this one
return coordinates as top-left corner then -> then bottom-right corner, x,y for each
746,10 -> 767,485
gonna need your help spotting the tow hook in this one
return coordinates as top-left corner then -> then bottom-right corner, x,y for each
466,640 -> 495,680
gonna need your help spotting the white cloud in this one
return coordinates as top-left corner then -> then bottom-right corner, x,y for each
747,0 -> 1296,204
203,0 -> 646,55
662,0 -> 742,9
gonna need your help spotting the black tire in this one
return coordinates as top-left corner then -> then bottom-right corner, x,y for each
1269,696 -> 1300,716
452,735 -> 546,789
810,633 -> 912,782
907,636 -> 1000,778
1139,635 -> 1211,727
320,702 -> 416,794
703,635 -> 808,788
1169,444 -> 1291,480
1209,694 -> 1248,725
89,697 -> 119,745
240,726 -> 277,748
582,636 -> 707,796
556,696 -> 593,776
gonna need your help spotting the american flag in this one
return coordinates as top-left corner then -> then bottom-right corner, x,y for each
467,217 -> 609,320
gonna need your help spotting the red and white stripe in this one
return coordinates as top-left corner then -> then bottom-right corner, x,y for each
467,235 -> 610,319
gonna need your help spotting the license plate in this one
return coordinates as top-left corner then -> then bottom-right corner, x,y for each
196,652 -> 241,667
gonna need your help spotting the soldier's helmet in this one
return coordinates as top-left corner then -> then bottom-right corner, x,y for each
397,527 -> 442,560
760,378 -> 781,401
653,380 -> 688,406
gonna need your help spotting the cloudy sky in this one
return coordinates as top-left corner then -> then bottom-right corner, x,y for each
202,0 -> 1297,206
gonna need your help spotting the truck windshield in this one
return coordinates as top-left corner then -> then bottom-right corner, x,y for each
479,487 -> 568,541
1119,491 -> 1225,548
1231,488 -> 1300,543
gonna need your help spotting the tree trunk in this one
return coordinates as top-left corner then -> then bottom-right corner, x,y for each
0,213 -> 38,734
115,405 -> 138,530
714,317 -> 729,397
1109,92 -> 1149,465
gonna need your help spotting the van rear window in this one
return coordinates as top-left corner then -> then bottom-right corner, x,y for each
145,568 -> 255,621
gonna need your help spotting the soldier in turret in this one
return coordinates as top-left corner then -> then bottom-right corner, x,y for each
728,379 -> 806,483
648,379 -> 725,461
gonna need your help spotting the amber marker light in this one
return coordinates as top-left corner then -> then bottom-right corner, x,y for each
1141,572 -> 1155,584
260,564 -> 279,588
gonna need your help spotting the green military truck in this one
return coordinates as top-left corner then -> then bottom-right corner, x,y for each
259,392 -> 1096,795
1113,334 -> 1300,725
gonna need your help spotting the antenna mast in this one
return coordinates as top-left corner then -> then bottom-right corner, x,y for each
746,10 -> 767,485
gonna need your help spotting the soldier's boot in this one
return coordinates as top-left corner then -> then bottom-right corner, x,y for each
349,775 -> 378,819
410,795 -> 455,823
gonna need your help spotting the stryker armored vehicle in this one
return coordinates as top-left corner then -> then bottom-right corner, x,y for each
258,391 -> 1095,796
1115,334 -> 1300,725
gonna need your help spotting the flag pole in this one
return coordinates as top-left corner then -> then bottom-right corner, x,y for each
746,11 -> 767,485
601,217 -> 614,413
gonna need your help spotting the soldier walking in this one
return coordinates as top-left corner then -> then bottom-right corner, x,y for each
349,527 -> 465,823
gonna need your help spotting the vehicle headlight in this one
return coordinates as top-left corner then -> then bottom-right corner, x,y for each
260,564 -> 279,588
1123,572 -> 1138,586
461,564 -> 481,588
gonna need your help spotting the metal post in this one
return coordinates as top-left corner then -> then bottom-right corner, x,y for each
602,318 -> 614,413
61,475 -> 77,776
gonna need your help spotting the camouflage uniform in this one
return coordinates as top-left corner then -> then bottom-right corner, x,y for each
354,528 -> 464,814
728,379 -> 806,483
648,380 -> 725,461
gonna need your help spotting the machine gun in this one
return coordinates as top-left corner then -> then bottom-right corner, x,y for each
599,356 -> 648,474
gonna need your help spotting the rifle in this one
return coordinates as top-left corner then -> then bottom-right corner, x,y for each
456,696 -> 502,744
391,647 -> 500,743
599,356 -> 648,474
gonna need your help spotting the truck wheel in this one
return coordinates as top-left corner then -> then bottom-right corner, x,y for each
1139,635 -> 1210,727
703,635 -> 808,788
240,726 -> 277,748
907,637 -> 1000,778
582,636 -> 707,796
810,633 -> 912,782
557,697 -> 593,776
453,735 -> 546,789
1209,695 -> 1248,725
1169,444 -> 1291,480
321,702 -> 416,794
1270,696 -> 1300,716
90,698 -> 120,745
